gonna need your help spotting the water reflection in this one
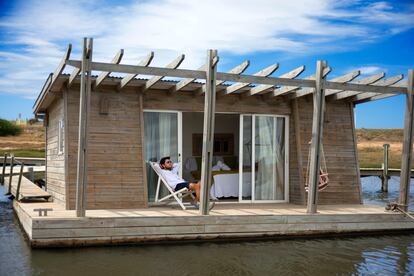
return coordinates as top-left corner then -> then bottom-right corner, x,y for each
361,176 -> 414,211
1,179 -> 414,276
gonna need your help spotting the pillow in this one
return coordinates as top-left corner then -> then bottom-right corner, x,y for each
193,156 -> 238,169
216,160 -> 231,171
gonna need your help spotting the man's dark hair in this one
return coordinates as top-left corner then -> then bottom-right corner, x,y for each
159,156 -> 171,166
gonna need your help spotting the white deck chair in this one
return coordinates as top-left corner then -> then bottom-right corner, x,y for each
149,161 -> 195,210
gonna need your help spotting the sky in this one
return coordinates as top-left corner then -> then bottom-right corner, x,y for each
0,0 -> 413,128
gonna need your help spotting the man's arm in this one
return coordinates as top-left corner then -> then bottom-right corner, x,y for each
172,163 -> 180,174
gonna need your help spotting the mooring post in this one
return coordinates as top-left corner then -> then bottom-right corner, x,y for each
381,144 -> 390,192
7,154 -> 15,195
16,162 -> 24,201
307,60 -> 327,214
399,69 -> 414,212
76,38 -> 93,217
200,49 -> 218,215
28,167 -> 34,182
1,153 -> 7,185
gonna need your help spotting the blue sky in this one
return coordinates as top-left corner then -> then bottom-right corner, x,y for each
0,0 -> 413,128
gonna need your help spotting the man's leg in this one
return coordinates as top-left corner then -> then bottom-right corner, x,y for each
189,182 -> 200,202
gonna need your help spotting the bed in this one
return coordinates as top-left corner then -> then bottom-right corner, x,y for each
189,156 -> 251,199
210,171 -> 252,199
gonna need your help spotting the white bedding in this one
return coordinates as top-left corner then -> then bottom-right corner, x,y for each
210,172 -> 252,199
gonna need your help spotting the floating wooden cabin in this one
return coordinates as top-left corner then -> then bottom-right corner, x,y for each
15,38 -> 413,247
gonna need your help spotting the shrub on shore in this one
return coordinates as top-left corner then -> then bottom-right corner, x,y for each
0,119 -> 22,136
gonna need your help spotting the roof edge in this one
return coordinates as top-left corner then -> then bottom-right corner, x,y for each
32,73 -> 53,114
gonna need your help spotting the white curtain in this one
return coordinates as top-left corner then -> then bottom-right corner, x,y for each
144,112 -> 178,201
255,116 -> 285,200
275,118 -> 285,200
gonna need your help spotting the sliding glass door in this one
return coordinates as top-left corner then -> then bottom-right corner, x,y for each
143,111 -> 182,202
239,114 -> 288,202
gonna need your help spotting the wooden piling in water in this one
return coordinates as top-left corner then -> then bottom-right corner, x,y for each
381,144 -> 390,192
1,153 -> 7,185
7,155 -> 14,195
28,167 -> 34,182
16,161 -> 24,201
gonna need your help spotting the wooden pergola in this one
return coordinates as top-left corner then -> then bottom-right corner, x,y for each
33,38 -> 413,217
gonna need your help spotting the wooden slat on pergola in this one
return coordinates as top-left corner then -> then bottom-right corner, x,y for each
33,38 -> 413,217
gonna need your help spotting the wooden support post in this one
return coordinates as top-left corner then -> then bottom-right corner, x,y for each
399,69 -> 414,212
307,60 -> 327,214
76,38 -> 93,217
7,154 -> 14,195
382,144 -> 390,192
350,103 -> 363,204
16,162 -> 24,201
200,49 -> 218,215
1,153 -> 7,185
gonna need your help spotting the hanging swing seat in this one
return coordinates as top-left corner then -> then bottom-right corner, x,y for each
305,169 -> 329,192
304,141 -> 329,192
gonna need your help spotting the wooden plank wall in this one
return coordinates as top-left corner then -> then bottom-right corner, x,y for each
288,108 -> 303,204
297,97 -> 361,204
66,86 -> 146,209
57,85 -> 360,209
45,97 -> 66,205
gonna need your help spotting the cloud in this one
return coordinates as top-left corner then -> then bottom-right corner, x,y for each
0,0 -> 413,100
358,66 -> 384,75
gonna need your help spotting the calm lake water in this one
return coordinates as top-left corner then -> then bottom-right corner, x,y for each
1,177 -> 413,276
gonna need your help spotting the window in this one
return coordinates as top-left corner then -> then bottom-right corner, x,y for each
192,133 -> 234,156
58,119 -> 64,155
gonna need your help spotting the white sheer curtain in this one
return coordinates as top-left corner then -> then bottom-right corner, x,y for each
144,112 -> 178,201
255,116 -> 275,200
275,118 -> 285,200
255,116 -> 285,200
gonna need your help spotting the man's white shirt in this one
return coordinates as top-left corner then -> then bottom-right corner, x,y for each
161,163 -> 185,190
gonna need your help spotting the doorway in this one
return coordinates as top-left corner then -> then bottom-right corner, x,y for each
143,110 -> 182,202
240,114 -> 289,202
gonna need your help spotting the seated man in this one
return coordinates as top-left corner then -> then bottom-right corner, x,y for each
159,156 -> 214,210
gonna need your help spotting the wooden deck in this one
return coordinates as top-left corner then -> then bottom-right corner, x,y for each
4,176 -> 50,201
13,201 -> 414,248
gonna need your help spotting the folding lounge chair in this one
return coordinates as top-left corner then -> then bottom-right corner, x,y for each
149,161 -> 195,210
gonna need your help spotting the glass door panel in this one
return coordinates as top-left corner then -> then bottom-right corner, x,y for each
143,111 -> 181,202
254,116 -> 285,201
239,115 -> 252,201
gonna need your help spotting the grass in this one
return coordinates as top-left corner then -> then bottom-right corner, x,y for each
356,128 -> 403,142
0,122 -> 45,158
356,128 -> 414,169
0,149 -> 45,158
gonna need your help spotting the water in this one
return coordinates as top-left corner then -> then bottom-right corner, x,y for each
1,178 -> 413,276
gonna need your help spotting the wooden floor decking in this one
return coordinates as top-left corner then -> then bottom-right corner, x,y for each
4,176 -> 50,201
13,201 -> 414,248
